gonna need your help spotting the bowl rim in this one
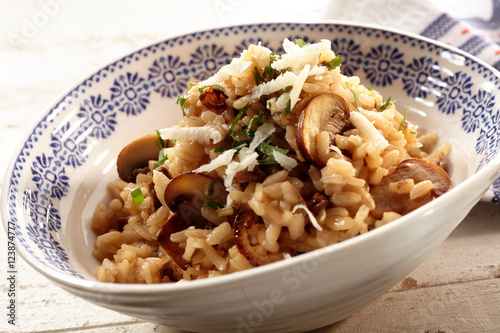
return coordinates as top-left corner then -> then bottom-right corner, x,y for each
2,20 -> 500,296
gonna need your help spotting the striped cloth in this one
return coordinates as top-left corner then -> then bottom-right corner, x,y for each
324,0 -> 500,203
323,0 -> 500,71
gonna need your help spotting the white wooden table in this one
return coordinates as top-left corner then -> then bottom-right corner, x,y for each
1,1 -> 499,332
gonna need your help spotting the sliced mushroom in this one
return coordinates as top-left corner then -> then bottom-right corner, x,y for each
158,173 -> 228,269
157,212 -> 191,269
296,93 -> 350,166
163,172 -> 227,218
233,211 -> 291,267
117,134 -> 160,182
370,158 -> 452,217
306,192 -> 331,215
199,86 -> 228,111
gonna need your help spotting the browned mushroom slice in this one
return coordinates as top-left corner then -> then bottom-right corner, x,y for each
296,93 -> 350,166
233,211 -> 290,267
117,134 -> 160,182
157,212 -> 190,269
158,173 -> 228,269
164,172 -> 227,222
199,86 -> 227,111
371,158 -> 452,217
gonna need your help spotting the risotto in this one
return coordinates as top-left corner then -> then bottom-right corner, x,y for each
92,39 -> 452,284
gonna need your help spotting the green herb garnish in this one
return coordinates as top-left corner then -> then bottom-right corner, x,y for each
279,67 -> 294,73
208,181 -> 216,197
257,142 -> 289,165
380,95 -> 398,111
246,108 -> 265,137
203,200 -> 224,209
346,82 -> 362,111
285,99 -> 291,117
197,84 -> 225,94
131,188 -> 144,205
325,55 -> 342,70
176,94 -> 189,117
295,39 -> 310,47
225,104 -> 249,140
253,66 -> 266,85
155,130 -> 168,150
153,148 -> 168,170
399,104 -> 409,131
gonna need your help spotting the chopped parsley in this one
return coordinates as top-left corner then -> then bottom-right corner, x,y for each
203,200 -> 224,209
285,99 -> 291,117
379,95 -> 398,111
253,66 -> 266,85
246,108 -> 265,137
254,54 -> 279,85
295,39 -> 310,47
325,55 -> 342,70
131,188 -> 144,205
257,142 -> 289,165
208,181 -> 216,197
198,84 -> 225,94
399,104 -> 409,131
346,82 -> 362,111
153,130 -> 169,169
155,130 -> 168,150
153,148 -> 168,170
225,104 -> 249,140
214,140 -> 249,159
176,94 -> 189,116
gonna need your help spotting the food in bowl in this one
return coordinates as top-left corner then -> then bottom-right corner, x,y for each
91,38 -> 452,284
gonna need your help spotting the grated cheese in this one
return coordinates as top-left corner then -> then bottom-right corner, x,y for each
197,66 -> 231,88
159,126 -> 222,144
251,71 -> 297,100
272,39 -> 331,72
275,93 -> 289,110
289,64 -> 310,110
292,204 -> 323,231
273,150 -> 297,171
224,148 -> 259,189
229,59 -> 252,74
193,149 -> 236,173
349,111 -> 389,153
249,122 -> 276,150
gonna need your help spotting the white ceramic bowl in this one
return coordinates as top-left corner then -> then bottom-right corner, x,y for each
2,22 -> 500,332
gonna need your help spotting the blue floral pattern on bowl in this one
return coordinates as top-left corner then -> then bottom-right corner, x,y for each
4,23 -> 500,278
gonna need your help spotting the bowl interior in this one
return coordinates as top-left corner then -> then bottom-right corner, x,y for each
3,22 -> 500,282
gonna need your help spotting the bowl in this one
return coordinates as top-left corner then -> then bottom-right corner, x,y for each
2,22 -> 500,332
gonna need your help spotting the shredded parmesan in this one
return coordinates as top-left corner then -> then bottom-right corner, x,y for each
230,59 -> 252,74
193,149 -> 236,173
308,65 -> 326,76
275,93 -> 289,110
289,64 -> 310,109
272,39 -> 331,72
273,150 -> 297,171
224,148 -> 259,189
292,204 -> 323,231
159,126 -> 222,144
251,71 -> 297,100
282,38 -> 301,53
349,111 -> 389,152
198,66 -> 231,88
249,122 -> 276,150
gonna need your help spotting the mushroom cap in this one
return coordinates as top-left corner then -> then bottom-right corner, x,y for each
296,93 -> 350,167
370,158 -> 452,217
158,173 -> 228,269
116,134 -> 160,182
